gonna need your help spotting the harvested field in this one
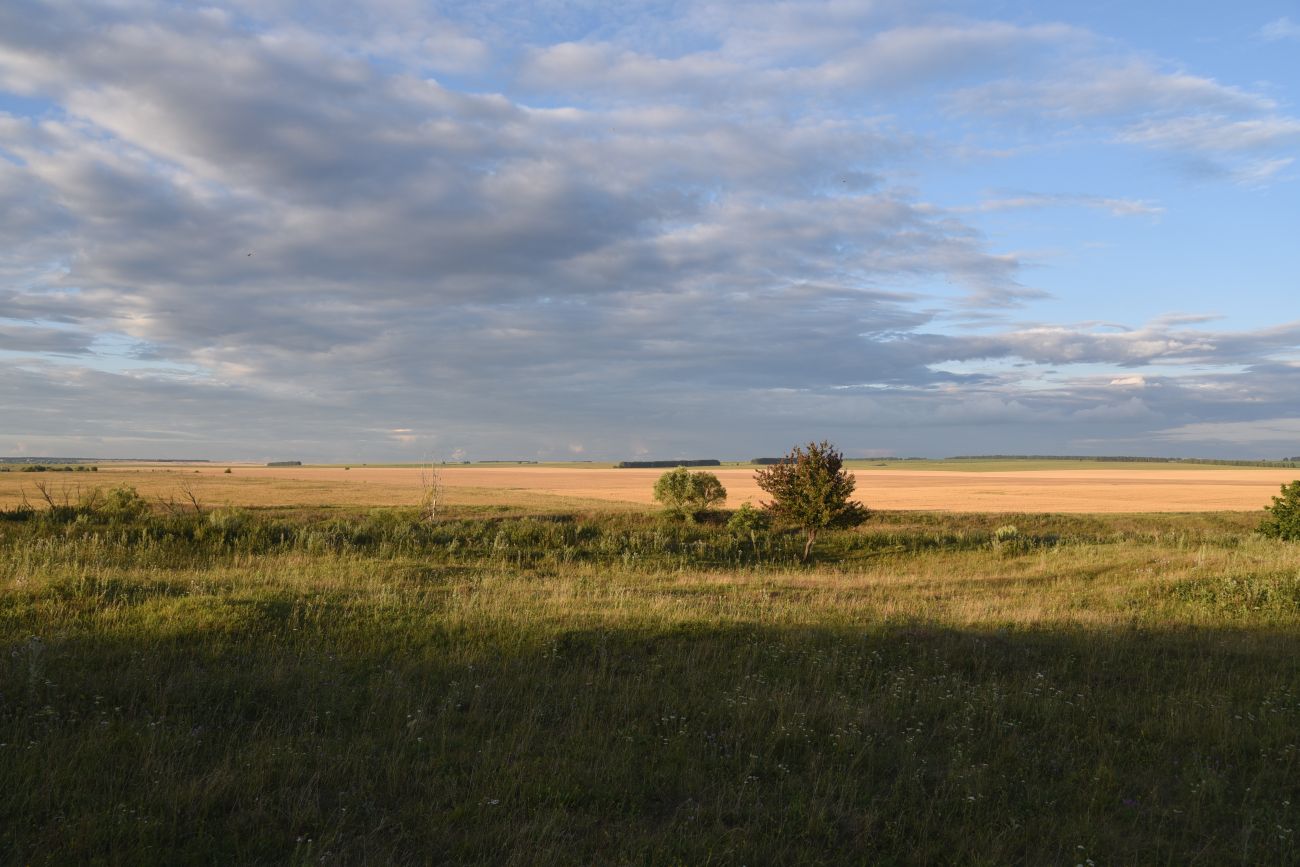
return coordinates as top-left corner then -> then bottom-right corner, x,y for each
2,462 -> 1296,512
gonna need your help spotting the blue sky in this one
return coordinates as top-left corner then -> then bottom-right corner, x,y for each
1,0 -> 1298,461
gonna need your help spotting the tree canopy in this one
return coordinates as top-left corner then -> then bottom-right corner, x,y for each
653,467 -> 727,520
755,440 -> 867,561
1259,480 -> 1300,540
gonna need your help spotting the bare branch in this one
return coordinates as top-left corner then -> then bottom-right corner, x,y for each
178,481 -> 204,515
79,487 -> 102,512
156,492 -> 182,516
419,456 -> 443,523
32,480 -> 57,510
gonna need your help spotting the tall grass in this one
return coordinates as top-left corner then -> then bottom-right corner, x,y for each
2,505 -> 1298,864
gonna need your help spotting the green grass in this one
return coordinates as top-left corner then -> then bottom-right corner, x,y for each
3,506 -> 1300,864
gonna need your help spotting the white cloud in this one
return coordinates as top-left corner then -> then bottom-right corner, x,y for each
1150,418 -> 1300,446
1118,115 -> 1300,154
1259,17 -> 1300,41
950,57 -> 1297,183
960,193 -> 1163,217
951,60 -> 1276,119
0,1 -> 1297,459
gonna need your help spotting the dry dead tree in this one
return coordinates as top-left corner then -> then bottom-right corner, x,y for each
31,480 -> 72,510
179,481 -> 203,514
158,481 -> 204,516
419,457 -> 443,523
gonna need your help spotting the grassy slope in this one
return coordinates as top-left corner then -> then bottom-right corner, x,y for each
2,508 -> 1299,864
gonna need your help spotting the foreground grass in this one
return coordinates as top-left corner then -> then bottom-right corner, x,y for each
2,508 -> 1299,864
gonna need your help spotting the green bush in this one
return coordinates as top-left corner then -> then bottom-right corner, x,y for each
727,503 -> 770,547
653,467 -> 727,521
206,508 -> 253,538
1258,480 -> 1300,540
98,486 -> 151,523
990,524 -> 1028,555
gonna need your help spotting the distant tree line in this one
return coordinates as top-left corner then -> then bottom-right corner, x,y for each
0,465 -> 98,473
947,455 -> 1300,468
617,459 -> 721,469
0,457 -> 207,463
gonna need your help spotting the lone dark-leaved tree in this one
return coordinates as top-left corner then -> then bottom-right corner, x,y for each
1258,479 -> 1300,540
755,440 -> 867,562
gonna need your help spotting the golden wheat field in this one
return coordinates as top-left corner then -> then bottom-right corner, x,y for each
3,461 -> 1296,512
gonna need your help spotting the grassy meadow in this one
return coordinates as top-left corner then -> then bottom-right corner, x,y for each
3,488 -> 1300,863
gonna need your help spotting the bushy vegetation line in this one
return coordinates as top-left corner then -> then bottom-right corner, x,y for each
0,490 -> 1267,575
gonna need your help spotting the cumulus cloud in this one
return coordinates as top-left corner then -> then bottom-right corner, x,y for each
968,320 -> 1300,368
0,322 -> 94,355
0,0 -> 1296,459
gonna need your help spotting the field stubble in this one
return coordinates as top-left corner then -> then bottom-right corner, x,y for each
3,460 -> 1297,513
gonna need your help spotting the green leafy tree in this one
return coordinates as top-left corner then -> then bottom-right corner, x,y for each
755,440 -> 867,561
1259,480 -> 1300,540
653,467 -> 727,520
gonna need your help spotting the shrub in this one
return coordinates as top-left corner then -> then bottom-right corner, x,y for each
207,508 -> 253,537
1258,480 -> 1300,540
727,503 -> 770,548
653,467 -> 727,521
991,524 -> 1027,555
98,486 -> 151,523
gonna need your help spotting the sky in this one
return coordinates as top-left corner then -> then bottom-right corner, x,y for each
1,0 -> 1298,462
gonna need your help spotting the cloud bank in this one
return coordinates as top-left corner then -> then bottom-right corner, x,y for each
1,1 -> 1298,460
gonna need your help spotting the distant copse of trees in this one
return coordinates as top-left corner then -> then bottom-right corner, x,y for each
618,459 -> 720,469
0,464 -> 98,473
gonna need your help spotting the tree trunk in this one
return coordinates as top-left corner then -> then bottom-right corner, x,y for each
802,529 -> 816,562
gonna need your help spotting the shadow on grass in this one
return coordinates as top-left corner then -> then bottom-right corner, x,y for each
4,619 -> 1300,865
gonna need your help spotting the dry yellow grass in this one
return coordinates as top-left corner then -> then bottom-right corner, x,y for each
3,461 -> 1296,512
